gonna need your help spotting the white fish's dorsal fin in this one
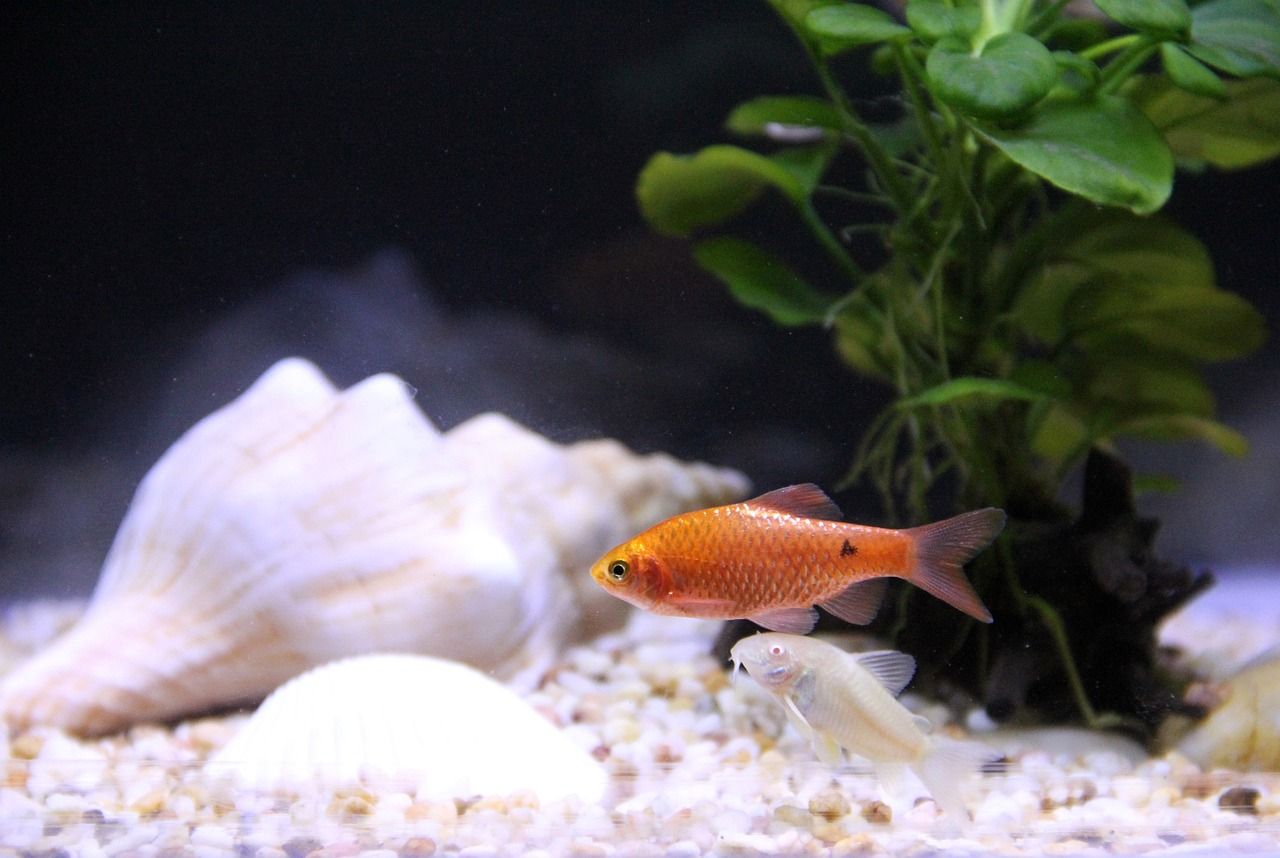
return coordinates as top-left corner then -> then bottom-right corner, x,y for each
748,484 -> 843,521
750,606 -> 819,634
852,650 -> 916,697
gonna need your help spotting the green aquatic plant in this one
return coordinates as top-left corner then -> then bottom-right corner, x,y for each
639,0 -> 1279,732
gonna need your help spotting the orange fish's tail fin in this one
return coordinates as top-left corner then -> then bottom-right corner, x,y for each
904,508 -> 1005,623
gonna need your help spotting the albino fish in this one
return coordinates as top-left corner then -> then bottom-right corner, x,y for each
589,483 -> 1004,633
730,632 -> 993,818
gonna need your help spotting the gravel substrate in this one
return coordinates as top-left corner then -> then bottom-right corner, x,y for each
1,580 -> 1278,857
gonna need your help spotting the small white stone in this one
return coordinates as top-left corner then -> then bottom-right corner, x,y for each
664,839 -> 701,857
358,851 -> 399,858
191,824 -> 236,849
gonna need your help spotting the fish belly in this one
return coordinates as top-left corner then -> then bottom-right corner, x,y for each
808,665 -> 926,764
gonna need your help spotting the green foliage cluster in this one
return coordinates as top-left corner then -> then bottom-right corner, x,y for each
637,0 -> 1278,523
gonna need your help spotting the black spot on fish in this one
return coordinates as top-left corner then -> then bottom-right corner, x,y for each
840,539 -> 857,557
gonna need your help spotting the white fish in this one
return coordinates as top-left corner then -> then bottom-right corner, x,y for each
730,632 -> 992,818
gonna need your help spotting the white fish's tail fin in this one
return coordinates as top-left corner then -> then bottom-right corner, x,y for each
912,735 -> 997,820
904,508 -> 1004,622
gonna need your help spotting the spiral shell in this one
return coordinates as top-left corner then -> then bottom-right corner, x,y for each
0,358 -> 748,735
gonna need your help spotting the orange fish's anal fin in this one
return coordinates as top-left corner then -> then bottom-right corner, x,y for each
748,484 -> 843,521
749,606 -> 819,634
904,507 -> 1006,623
819,578 -> 888,626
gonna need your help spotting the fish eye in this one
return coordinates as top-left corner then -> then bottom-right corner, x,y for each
770,644 -> 784,656
607,559 -> 630,582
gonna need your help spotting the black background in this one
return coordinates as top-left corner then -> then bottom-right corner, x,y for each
4,4 -> 1278,596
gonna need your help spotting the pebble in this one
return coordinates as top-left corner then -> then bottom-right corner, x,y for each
0,603 -> 1278,856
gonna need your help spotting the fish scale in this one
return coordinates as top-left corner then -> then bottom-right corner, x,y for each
590,483 -> 1003,631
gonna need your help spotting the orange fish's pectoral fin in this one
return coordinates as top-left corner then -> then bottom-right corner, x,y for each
904,507 -> 1006,623
819,578 -> 888,626
748,606 -> 819,634
748,484 -> 843,521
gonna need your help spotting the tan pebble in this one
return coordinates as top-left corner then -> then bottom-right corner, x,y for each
809,788 -> 850,821
859,801 -> 892,824
467,795 -> 509,814
569,839 -> 610,857
1183,772 -> 1228,799
1044,840 -> 1091,855
132,788 -> 169,815
508,789 -> 540,810
752,730 -> 776,752
668,697 -> 694,712
831,833 -> 877,856
3,761 -> 27,790
724,748 -> 752,767
702,670 -> 729,694
773,805 -> 812,829
406,800 -> 457,825
812,822 -> 848,843
1218,786 -> 1260,815
328,794 -> 374,817
398,838 -> 437,858
11,733 -> 43,759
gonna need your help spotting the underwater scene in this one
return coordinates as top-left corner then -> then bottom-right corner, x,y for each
5,2 -> 1280,855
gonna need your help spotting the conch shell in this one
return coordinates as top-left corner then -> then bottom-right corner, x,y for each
208,653 -> 607,802
0,358 -> 748,736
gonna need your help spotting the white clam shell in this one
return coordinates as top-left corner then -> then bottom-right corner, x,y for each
0,358 -> 749,735
208,653 -> 607,803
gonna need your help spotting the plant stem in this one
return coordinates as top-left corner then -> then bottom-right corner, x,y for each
814,185 -> 896,209
799,199 -> 865,282
1026,595 -> 1099,724
1099,39 -> 1159,94
1079,33 -> 1141,62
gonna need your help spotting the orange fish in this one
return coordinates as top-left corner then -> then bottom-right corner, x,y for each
589,483 -> 1004,633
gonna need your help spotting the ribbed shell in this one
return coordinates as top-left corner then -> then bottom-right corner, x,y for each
0,358 -> 749,736
208,653 -> 607,802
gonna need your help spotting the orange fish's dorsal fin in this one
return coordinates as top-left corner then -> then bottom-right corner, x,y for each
749,484 -> 843,521
819,578 -> 887,626
749,606 -> 819,634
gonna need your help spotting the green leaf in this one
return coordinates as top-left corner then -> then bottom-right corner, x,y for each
896,376 -> 1047,410
927,32 -> 1058,118
1065,281 -> 1267,362
833,291 -> 894,380
806,4 -> 911,54
1030,402 -> 1089,462
726,96 -> 842,136
1054,210 -> 1215,291
1010,359 -> 1073,399
905,0 -> 980,44
1132,473 -> 1182,495
1119,414 -> 1249,456
636,145 -> 826,237
768,0 -> 844,32
1131,75 -> 1280,168
1161,43 -> 1228,99
1077,348 -> 1217,416
977,95 -> 1173,213
692,237 -> 832,326
1094,0 -> 1191,39
1187,0 -> 1280,79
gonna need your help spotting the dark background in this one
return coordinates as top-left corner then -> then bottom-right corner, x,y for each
4,3 -> 1278,598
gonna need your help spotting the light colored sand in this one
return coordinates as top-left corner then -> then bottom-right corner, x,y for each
0,574 -> 1277,856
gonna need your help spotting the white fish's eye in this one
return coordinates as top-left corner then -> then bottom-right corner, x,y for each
769,644 -> 784,657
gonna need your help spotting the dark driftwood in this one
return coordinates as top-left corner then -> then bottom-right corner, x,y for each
713,450 -> 1212,736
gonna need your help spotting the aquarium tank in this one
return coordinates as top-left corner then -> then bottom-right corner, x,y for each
3,2 -> 1279,856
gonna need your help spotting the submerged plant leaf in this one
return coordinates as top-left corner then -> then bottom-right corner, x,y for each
1131,75 -> 1280,169
927,32 -> 1057,118
693,237 -> 832,326
896,376 -> 1048,410
636,145 -> 829,237
978,95 -> 1173,214
1065,281 -> 1266,362
905,0 -> 980,43
1187,0 -> 1280,79
1161,44 -> 1228,100
806,3 -> 912,54
1118,414 -> 1249,456
1094,0 -> 1191,39
726,96 -> 842,136
1056,210 -> 1215,291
